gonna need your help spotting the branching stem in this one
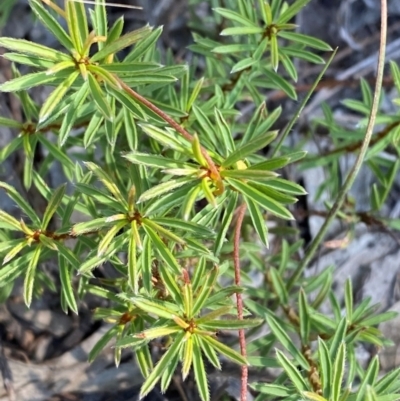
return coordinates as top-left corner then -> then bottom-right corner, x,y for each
117,78 -> 223,189
233,203 -> 248,401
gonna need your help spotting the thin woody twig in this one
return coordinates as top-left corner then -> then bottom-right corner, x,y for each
233,203 -> 248,401
117,78 -> 224,192
288,0 -> 388,290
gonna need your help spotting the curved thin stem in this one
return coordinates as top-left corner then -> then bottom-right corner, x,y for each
270,48 -> 337,158
287,0 -> 388,290
233,203 -> 248,401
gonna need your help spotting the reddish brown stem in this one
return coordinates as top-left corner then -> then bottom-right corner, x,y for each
117,78 -> 223,187
233,203 -> 248,401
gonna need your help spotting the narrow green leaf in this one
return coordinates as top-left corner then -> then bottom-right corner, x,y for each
135,325 -> 181,341
0,239 -> 24,255
142,225 -> 181,275
41,184 -> 67,230
91,25 -> 152,62
0,37 -> 70,61
88,325 -> 119,362
0,71 -> 60,92
123,105 -> 138,150
266,178 -> 307,195
214,191 -> 238,255
135,342 -> 153,378
248,356 -> 280,368
220,26 -> 264,36
192,265 -> 219,316
281,46 -> 325,64
151,217 -> 214,238
182,334 -> 194,380
332,342 -> 346,401
221,169 -> 278,181
213,8 -> 258,27
213,43 -> 258,54
201,318 -> 262,330
93,0 -> 107,46
276,349 -> 308,392
330,317 -> 348,360
140,123 -> 189,153
102,15 -> 124,53
71,216 -> 123,235
375,367 -> 400,393
245,197 -> 268,246
278,31 -> 332,51
205,285 -> 242,308
191,105 -> 218,148
29,0 -> 74,50
263,68 -> 297,99
161,351 -> 180,393
201,178 -> 217,208
58,253 -> 78,314
303,392 -> 329,401
128,221 -> 138,293
140,332 -> 185,398
355,357 -> 379,401
37,136 -> 75,173
23,245 -> 42,307
269,267 -> 289,304
97,221 -> 126,257
298,289 -> 310,344
318,338 -> 332,398
192,257 -> 206,292
57,242 -> 80,271
0,210 -> 22,232
192,133 -> 208,167
0,182 -> 40,225
124,152 -> 195,170
277,0 -> 312,24
125,26 -> 163,62
267,314 -> 309,370
344,279 -> 353,322
270,34 -> 279,71
158,259 -> 184,307
193,335 -> 210,401
227,178 -> 294,220
74,183 -> 123,211
2,52 -> 54,69
88,72 -> 113,120
138,177 -> 194,203
130,296 -> 177,320
201,334 -> 247,365
0,249 -> 37,285
115,334 -> 147,350
250,383 -> 292,397
214,108 -> 234,153
3,241 -> 27,265
38,233 -> 58,251
222,131 -> 278,167
84,162 -> 128,207
142,236 -> 152,294
83,112 -> 104,148
108,91 -> 143,121
66,0 -> 88,53
197,335 -> 221,369
186,77 -> 204,112
59,82 -> 89,146
196,306 -> 233,324
0,117 -> 22,129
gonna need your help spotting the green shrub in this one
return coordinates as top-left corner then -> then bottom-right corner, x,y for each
0,0 -> 399,400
